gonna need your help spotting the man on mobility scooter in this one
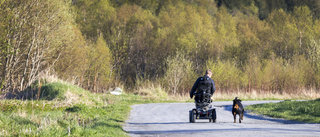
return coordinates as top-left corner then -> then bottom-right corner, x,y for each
189,69 -> 216,123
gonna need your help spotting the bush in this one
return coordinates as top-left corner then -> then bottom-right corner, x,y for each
206,59 -> 245,91
260,55 -> 314,92
163,51 -> 194,95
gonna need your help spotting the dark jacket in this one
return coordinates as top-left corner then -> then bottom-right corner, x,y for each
190,75 -> 216,98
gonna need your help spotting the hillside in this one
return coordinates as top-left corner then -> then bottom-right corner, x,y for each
1,0 -> 320,98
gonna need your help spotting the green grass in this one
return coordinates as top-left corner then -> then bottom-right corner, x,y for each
0,81 -> 166,136
245,99 -> 320,123
2,79 -> 319,136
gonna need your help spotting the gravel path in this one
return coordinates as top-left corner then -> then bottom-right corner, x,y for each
123,101 -> 320,137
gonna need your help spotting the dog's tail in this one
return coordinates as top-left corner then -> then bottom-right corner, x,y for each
241,110 -> 244,120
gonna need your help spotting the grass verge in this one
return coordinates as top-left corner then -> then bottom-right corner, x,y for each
0,80 -> 170,136
245,99 -> 320,123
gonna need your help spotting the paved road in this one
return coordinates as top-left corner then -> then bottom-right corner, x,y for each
123,101 -> 320,137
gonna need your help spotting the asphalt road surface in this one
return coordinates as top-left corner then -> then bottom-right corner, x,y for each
123,101 -> 320,137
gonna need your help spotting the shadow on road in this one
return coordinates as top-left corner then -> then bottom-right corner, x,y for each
222,104 -> 304,124
128,127 -> 320,135
128,122 -> 189,125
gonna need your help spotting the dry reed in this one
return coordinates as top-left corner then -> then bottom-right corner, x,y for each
163,89 -> 320,102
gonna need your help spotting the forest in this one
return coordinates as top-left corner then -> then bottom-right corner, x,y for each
1,0 -> 320,96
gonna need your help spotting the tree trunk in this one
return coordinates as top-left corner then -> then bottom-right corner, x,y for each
94,67 -> 98,93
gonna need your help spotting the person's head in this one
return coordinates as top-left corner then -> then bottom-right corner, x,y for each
205,69 -> 212,77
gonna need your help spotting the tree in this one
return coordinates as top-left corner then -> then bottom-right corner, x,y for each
0,0 -> 81,92
214,6 -> 240,58
164,51 -> 193,95
85,35 -> 112,92
54,26 -> 89,87
228,16 -> 265,67
267,8 -> 297,60
254,0 -> 287,20
292,6 -> 312,55
206,59 -> 244,91
307,39 -> 320,87
72,0 -> 116,41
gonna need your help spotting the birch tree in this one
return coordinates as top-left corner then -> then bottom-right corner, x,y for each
164,51 -> 193,95
0,0 -> 80,92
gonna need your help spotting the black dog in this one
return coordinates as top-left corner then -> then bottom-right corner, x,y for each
232,97 -> 244,123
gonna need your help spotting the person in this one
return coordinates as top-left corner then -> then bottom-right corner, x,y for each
190,69 -> 216,102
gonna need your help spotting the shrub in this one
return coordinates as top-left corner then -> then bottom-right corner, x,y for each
206,59 -> 245,91
163,51 -> 194,95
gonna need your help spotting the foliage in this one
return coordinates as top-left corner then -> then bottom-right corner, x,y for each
206,59 -> 245,91
85,35 -> 113,92
54,27 -> 89,86
72,0 -> 116,40
163,51 -> 193,95
0,0 -> 82,92
1,0 -> 320,96
246,99 -> 320,123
